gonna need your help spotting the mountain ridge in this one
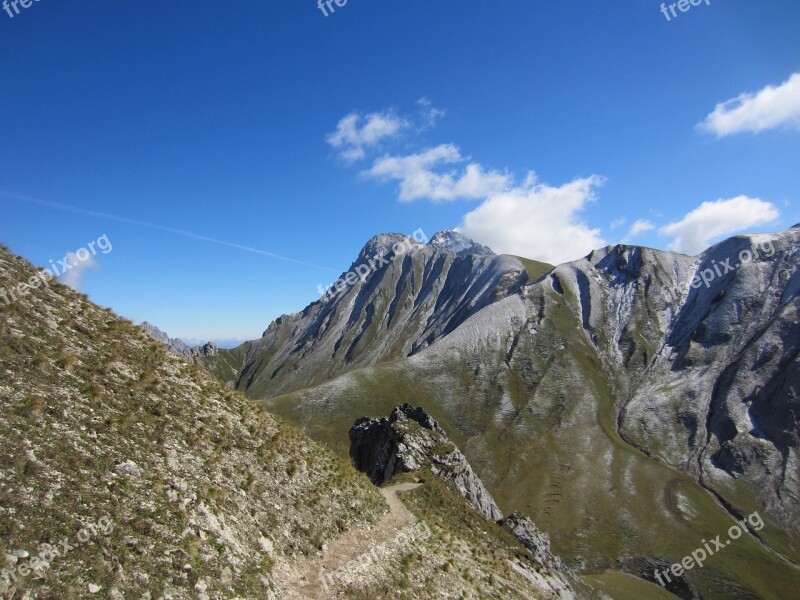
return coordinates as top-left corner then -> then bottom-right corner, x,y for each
198,230 -> 549,398
261,224 -> 800,599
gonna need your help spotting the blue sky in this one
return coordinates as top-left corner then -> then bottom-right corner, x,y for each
1,0 -> 798,342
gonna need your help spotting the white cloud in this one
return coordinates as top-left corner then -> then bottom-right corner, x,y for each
698,72 -> 800,136
628,219 -> 655,236
58,251 -> 98,290
365,144 -> 512,202
621,219 -> 656,243
417,97 -> 446,128
329,102 -> 607,264
610,218 -> 627,230
458,174 -> 606,265
660,196 -> 780,254
326,111 -> 408,161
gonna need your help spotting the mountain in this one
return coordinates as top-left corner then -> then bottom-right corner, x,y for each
264,225 -> 800,599
198,231 -> 551,398
141,321 -> 219,359
0,243 -> 595,599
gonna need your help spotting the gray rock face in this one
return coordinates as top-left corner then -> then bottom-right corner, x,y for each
430,450 -> 504,523
501,513 -> 560,569
350,403 -> 503,521
208,231 -> 531,398
140,321 -> 170,345
115,460 -> 142,478
422,225 -> 800,536
140,322 -> 218,359
610,228 -> 800,531
429,230 -> 494,257
192,342 -> 218,358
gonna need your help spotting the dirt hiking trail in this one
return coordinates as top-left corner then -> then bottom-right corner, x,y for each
280,482 -> 423,599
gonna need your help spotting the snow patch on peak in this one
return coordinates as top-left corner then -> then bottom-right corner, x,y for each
358,233 -> 422,262
429,230 -> 494,256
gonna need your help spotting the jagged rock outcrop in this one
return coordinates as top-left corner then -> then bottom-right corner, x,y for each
140,322 -> 218,358
140,320 -> 174,345
350,404 -> 503,522
191,341 -> 219,357
501,513 -> 560,569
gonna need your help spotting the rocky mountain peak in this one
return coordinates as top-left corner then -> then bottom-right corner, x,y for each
388,402 -> 443,432
140,321 -> 169,344
357,232 -> 423,263
140,321 -> 218,358
261,312 -> 299,337
592,244 -> 648,282
206,227 -> 530,398
429,229 -> 494,256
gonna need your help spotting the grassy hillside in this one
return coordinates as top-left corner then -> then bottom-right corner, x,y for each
509,255 -> 553,284
0,244 -> 579,599
0,245 -> 387,598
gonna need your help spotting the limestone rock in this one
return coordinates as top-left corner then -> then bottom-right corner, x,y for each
350,403 -> 502,521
